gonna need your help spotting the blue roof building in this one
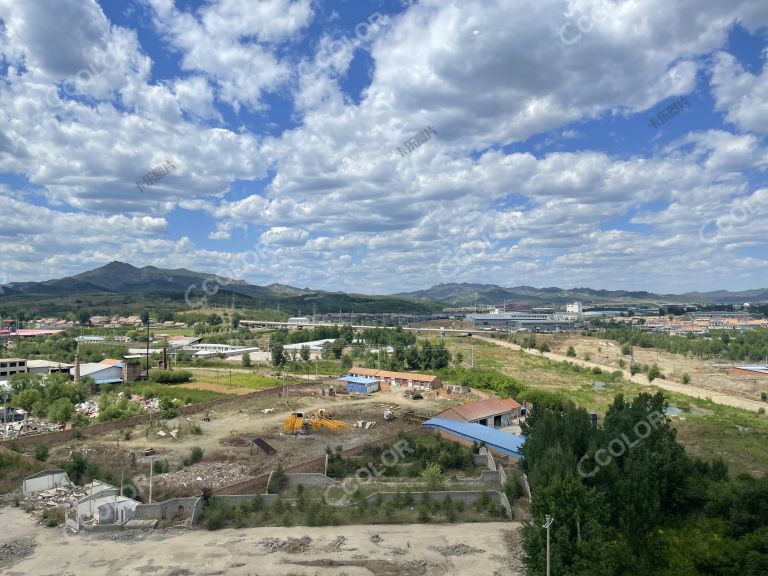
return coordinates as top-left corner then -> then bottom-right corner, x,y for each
422,417 -> 525,458
339,375 -> 381,394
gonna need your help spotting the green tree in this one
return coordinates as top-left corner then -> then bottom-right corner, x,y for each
566,346 -> 577,357
241,352 -> 252,368
647,364 -> 662,382
34,445 -> 50,462
271,344 -> 285,366
299,345 -> 311,362
421,462 -> 445,491
47,398 -> 74,423
12,388 -> 42,413
340,354 -> 353,371
140,310 -> 150,325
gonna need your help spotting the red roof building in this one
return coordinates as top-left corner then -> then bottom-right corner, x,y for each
437,398 -> 522,428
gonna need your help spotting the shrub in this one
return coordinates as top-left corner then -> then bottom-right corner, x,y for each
182,446 -> 204,467
267,462 -> 288,493
150,370 -> 193,384
421,462 -> 445,491
42,506 -> 65,527
566,346 -> 577,357
152,459 -> 169,474
682,372 -> 691,384
190,424 -> 203,435
591,367 -> 602,375
34,445 -> 50,462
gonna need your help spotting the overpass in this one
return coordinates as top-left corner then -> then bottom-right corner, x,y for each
238,319 -> 482,335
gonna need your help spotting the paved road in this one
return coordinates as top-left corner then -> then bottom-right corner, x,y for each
474,336 -> 767,413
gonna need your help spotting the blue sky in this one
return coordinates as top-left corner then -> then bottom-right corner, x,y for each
0,0 -> 767,294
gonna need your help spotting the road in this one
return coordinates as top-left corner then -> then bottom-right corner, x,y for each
473,336 -> 767,413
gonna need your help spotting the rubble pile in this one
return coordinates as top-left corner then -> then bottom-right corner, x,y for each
0,537 -> 37,567
322,536 -> 347,552
431,543 -> 485,556
1,417 -> 63,440
22,485 -> 87,516
154,462 -> 252,490
259,536 -> 313,554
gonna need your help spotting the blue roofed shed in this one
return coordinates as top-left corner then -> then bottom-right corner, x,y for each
422,417 -> 525,458
340,375 -> 381,394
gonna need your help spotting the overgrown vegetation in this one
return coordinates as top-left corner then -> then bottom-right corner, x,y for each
520,391 -> 768,576
589,327 -> 768,362
149,369 -> 193,384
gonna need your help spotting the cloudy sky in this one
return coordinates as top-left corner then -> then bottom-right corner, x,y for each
1,0 -> 767,294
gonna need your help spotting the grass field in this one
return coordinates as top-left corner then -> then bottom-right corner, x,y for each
110,382 -> 231,403
187,368 -> 296,390
175,381 -> 256,396
443,335 -> 768,476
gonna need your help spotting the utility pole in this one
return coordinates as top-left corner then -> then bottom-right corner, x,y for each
145,314 -> 150,380
544,514 -> 553,576
149,455 -> 154,504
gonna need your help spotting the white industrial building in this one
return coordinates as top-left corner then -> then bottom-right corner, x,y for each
465,312 -> 575,332
70,363 -> 123,384
566,302 -> 583,315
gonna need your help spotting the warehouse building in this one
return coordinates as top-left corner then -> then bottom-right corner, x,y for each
465,312 -> 575,332
437,398 -> 522,428
733,365 -> 768,379
339,375 -> 381,394
345,367 -> 441,390
422,417 -> 524,458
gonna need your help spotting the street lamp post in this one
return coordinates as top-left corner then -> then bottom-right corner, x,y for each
544,514 -> 554,576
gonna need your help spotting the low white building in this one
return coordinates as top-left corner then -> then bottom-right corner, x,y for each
70,363 -> 123,384
23,469 -> 71,496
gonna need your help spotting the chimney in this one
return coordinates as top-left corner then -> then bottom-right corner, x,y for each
74,353 -> 81,383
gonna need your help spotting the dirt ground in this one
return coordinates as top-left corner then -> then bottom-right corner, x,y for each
47,389 -> 458,499
551,335 -> 768,401
0,506 -> 524,576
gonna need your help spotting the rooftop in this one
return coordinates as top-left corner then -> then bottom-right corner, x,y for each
439,398 -> 522,422
348,367 -> 439,382
422,417 -> 524,458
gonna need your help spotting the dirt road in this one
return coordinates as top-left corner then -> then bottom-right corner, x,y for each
475,336 -> 767,413
0,506 -> 524,575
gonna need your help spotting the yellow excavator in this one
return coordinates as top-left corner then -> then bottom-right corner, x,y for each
283,409 -> 349,434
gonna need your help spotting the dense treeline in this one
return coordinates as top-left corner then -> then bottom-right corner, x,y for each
356,339 -> 451,371
591,327 -> 768,362
8,373 -> 89,424
521,392 -> 768,575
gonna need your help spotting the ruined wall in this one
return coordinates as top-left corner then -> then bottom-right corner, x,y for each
134,496 -> 199,521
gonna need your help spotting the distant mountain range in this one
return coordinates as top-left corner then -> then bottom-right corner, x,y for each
0,262 -> 439,314
394,283 -> 768,306
1,264 -> 766,313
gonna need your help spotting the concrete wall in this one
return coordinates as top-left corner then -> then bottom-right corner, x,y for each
23,471 -> 71,496
134,496 -> 199,522
364,490 -> 511,518
215,494 -> 280,508
286,473 -> 338,487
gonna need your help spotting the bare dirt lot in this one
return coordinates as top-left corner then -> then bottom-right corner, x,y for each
550,335 -> 768,401
47,389 -> 459,500
0,506 -> 524,576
